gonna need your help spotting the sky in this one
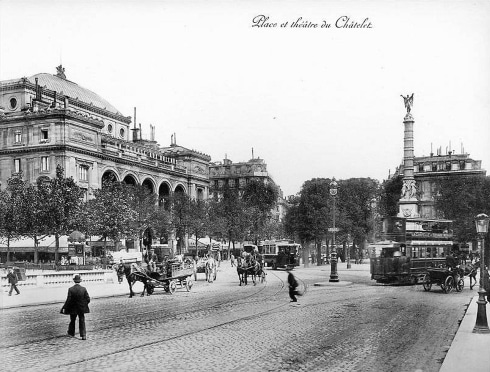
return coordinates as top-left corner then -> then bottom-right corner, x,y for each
1,0 -> 489,196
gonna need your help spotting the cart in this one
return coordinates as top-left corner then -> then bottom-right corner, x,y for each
193,257 -> 217,282
143,260 -> 195,295
423,267 -> 464,293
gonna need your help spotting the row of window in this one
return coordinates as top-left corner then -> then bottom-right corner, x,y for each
14,129 -> 49,144
13,158 -> 89,181
415,161 -> 472,173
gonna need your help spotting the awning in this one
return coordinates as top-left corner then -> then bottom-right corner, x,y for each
0,235 -> 69,251
410,240 -> 453,246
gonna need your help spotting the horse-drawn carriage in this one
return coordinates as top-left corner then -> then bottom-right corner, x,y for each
117,258 -> 194,297
236,252 -> 266,286
422,267 -> 465,293
144,260 -> 195,294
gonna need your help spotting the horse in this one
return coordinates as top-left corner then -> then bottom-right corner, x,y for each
205,256 -> 217,283
117,262 -> 153,298
459,261 -> 479,289
236,256 -> 249,286
245,257 -> 263,286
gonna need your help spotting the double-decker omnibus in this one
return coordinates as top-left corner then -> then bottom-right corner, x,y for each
370,217 -> 454,284
259,240 -> 300,269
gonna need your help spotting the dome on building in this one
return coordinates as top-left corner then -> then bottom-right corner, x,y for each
28,67 -> 122,115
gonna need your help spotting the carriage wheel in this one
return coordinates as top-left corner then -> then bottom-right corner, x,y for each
444,276 -> 454,293
169,280 -> 177,294
185,277 -> 193,291
423,275 -> 432,291
456,278 -> 464,292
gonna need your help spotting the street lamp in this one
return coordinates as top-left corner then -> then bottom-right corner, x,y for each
346,233 -> 351,269
370,198 -> 377,244
329,178 -> 339,282
473,213 -> 490,334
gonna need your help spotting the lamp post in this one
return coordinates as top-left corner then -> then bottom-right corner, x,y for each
329,178 -> 339,282
370,198 -> 377,244
346,234 -> 351,269
473,213 -> 490,334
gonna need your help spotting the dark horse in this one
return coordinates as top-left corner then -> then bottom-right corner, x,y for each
236,257 -> 255,285
237,255 -> 262,286
116,262 -> 157,298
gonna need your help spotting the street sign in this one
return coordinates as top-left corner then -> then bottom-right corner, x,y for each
328,228 -> 340,232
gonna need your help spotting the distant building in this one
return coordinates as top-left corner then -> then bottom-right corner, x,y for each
392,150 -> 486,219
0,66 -> 211,261
209,156 -> 287,221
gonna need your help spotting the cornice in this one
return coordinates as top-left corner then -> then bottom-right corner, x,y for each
0,144 -> 210,183
0,107 -> 105,129
0,79 -> 131,124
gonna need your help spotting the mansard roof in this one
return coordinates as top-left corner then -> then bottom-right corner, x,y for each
27,72 -> 122,116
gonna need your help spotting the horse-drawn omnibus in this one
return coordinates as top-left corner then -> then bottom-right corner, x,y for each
259,240 -> 300,270
370,217 -> 454,284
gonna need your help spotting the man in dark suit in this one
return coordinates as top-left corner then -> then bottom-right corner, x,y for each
61,274 -> 90,340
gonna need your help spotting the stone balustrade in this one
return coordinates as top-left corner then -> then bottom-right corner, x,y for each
0,269 -> 115,288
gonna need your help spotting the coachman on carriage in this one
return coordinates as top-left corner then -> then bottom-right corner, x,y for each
116,253 -> 194,297
236,245 -> 266,286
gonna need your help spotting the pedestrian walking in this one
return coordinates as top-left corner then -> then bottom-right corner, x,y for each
7,268 -> 20,296
60,274 -> 90,340
230,254 -> 235,267
286,268 -> 300,302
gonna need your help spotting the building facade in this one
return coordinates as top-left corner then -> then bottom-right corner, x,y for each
0,66 -> 211,259
209,157 -> 287,222
393,151 -> 486,219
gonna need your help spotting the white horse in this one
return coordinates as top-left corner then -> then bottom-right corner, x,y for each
205,256 -> 217,283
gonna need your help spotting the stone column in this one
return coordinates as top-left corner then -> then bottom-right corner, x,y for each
398,112 -> 419,218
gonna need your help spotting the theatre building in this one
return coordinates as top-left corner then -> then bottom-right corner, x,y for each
0,66 -> 211,262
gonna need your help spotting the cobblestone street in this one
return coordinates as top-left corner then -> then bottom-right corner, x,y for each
0,263 -> 474,371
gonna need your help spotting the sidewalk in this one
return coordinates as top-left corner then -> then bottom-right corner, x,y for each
439,294 -> 490,372
0,274 -> 131,309
1,262 -> 489,372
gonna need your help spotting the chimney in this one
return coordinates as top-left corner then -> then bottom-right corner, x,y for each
134,107 -> 137,130
51,91 -> 57,108
35,78 -> 40,100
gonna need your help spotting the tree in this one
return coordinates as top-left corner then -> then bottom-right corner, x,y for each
297,178 -> 331,266
242,179 -> 278,244
188,198 -> 210,253
337,178 -> 379,259
379,176 -> 403,218
126,184 -> 159,249
89,180 -> 137,257
37,165 -> 85,263
171,192 -> 191,254
434,175 -> 490,242
283,195 -> 300,242
20,182 -> 51,264
0,175 -> 26,262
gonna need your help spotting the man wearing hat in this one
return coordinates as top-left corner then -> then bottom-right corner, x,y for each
7,268 -> 20,296
60,274 -> 91,340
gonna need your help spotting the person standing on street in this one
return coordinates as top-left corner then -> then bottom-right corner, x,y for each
60,274 -> 90,340
7,268 -> 20,296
